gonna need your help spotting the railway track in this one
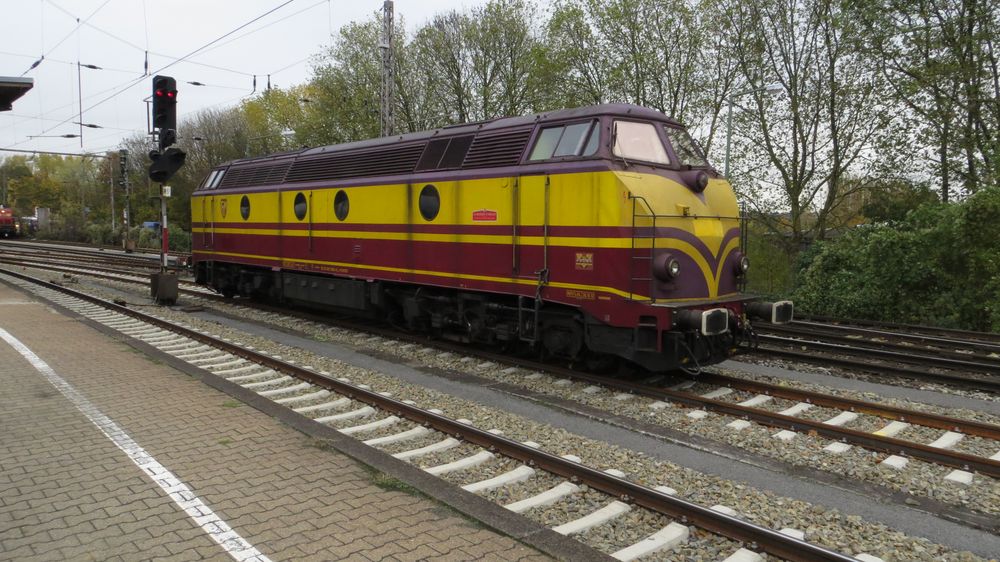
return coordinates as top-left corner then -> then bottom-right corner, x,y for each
5,258 -> 1000,511
0,240 -> 186,272
752,324 -> 1000,393
8,238 -> 999,394
0,237 -> 191,263
795,314 -> 1000,346
0,266 -> 877,562
760,321 -> 1000,363
3,253 -> 1000,486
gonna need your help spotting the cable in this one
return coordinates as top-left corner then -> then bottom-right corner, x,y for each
22,0 -> 112,76
197,0 -> 327,57
269,57 -> 310,76
44,0 -> 257,77
156,0 -> 298,75
2,72 -> 148,149
3,114 -> 139,133
4,0 -> 298,150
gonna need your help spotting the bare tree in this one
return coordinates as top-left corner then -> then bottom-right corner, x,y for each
412,12 -> 475,123
725,0 -> 895,245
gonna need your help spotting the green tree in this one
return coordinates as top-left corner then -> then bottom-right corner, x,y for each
305,17 -> 383,145
853,0 -> 1000,200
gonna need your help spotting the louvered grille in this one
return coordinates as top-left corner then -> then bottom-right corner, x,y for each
217,161 -> 291,189
286,144 -> 425,183
462,129 -> 532,169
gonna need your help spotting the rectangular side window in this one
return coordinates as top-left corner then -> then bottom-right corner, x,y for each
210,170 -> 225,188
553,122 -> 593,157
202,170 -> 218,189
529,120 -> 598,161
529,128 -> 562,161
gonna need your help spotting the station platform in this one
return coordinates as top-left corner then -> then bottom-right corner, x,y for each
0,282 -> 550,561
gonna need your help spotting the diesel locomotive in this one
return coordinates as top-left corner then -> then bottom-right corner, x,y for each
191,104 -> 791,371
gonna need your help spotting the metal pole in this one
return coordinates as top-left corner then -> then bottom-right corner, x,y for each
724,95 -> 734,178
380,0 -> 394,137
109,162 -> 115,233
76,62 -> 84,148
160,188 -> 168,271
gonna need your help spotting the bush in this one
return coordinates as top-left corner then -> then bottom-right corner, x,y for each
744,227 -> 797,299
83,223 -> 115,246
130,225 -> 192,253
793,186 -> 1000,332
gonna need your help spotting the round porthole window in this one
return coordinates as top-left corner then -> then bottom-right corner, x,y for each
334,190 -> 349,221
419,184 -> 440,221
240,195 -> 250,220
293,192 -> 307,221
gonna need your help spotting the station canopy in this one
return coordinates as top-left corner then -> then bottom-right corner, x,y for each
0,76 -> 34,112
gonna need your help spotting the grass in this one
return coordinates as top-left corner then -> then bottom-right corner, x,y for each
221,399 -> 242,408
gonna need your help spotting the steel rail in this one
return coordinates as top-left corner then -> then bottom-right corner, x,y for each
0,246 -> 165,270
760,323 -> 1000,360
795,314 -> 1000,345
756,346 -> 1000,393
0,266 -> 859,562
0,251 -> 159,275
0,238 -> 191,261
758,334 -> 1000,375
562,372 -> 1000,477
0,242 -> 189,272
692,373 -> 1000,440
0,258 -> 203,291
784,320 -> 1000,355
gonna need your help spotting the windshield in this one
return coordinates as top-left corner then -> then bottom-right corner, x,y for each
663,127 -> 709,168
612,120 -> 670,165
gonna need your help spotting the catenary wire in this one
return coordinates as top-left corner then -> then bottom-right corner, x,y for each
4,0 -> 299,150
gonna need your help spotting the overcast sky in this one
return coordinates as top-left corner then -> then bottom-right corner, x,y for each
1,0 -> 491,157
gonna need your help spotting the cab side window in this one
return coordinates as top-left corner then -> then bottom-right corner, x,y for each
528,121 -> 599,161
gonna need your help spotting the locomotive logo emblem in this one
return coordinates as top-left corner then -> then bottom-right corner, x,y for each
472,209 -> 497,221
575,252 -> 594,270
219,199 -> 228,218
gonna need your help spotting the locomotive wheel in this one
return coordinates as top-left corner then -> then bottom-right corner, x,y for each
540,319 -> 584,359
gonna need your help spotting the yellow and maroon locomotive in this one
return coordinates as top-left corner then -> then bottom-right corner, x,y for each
191,104 -> 791,371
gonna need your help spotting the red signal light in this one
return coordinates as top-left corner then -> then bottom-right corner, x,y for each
167,91 -> 176,98
155,89 -> 164,97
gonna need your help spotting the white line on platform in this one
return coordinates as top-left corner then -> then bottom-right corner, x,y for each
0,328 -> 271,562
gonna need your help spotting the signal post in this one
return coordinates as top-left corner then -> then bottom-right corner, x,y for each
148,75 -> 186,305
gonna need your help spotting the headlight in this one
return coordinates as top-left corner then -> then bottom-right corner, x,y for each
653,252 -> 681,281
694,171 -> 710,193
734,252 -> 750,275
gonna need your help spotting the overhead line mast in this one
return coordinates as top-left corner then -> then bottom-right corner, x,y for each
380,0 -> 394,137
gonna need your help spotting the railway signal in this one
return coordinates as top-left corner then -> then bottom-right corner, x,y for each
148,75 -> 185,183
152,75 -> 177,138
148,147 -> 186,183
147,75 -> 185,302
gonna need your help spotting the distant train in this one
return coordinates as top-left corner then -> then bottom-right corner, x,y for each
0,208 -> 17,237
191,104 -> 791,372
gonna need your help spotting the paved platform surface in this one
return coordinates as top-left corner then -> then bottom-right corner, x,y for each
0,283 -> 549,561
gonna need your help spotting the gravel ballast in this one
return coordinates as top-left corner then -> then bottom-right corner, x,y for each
16,270 -> 997,561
